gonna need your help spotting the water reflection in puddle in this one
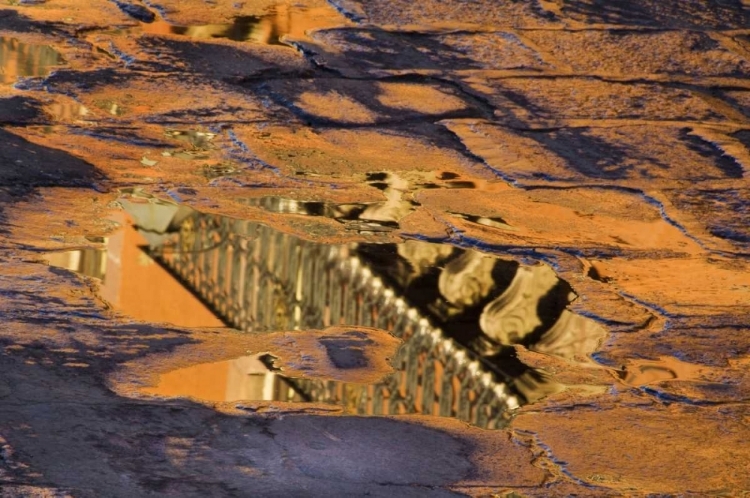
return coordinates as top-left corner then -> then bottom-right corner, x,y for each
137,5 -> 346,45
245,171 -> 486,232
0,37 -> 65,84
139,353 -> 311,403
618,356 -> 706,386
46,191 -> 607,428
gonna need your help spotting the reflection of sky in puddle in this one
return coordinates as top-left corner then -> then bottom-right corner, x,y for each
0,37 -> 65,84
137,5 -> 346,45
45,190 -> 608,429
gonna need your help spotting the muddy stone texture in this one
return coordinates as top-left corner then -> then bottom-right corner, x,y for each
0,0 -> 749,496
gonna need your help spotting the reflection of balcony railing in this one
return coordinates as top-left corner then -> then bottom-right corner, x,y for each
118,191 -> 606,429
141,211 -> 517,428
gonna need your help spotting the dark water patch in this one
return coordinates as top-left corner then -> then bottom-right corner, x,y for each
45,190 -> 607,428
0,36 -> 65,84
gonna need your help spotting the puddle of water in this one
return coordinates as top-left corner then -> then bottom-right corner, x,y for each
245,171 -> 485,232
139,353 -> 312,403
45,190 -> 607,428
449,211 -> 517,232
136,5 -> 347,45
618,356 -> 706,387
44,211 -> 225,329
0,37 -> 65,84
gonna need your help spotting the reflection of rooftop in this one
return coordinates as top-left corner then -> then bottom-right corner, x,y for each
47,191 -> 606,429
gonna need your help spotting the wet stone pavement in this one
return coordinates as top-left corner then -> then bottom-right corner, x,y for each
0,0 -> 749,496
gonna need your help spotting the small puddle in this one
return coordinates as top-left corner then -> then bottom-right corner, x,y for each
45,191 -> 607,428
135,5 -> 347,45
0,37 -> 65,84
618,356 -> 706,387
139,353 -> 314,403
245,171 -> 487,232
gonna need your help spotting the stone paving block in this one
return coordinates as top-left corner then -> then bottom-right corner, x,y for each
0,1 -> 133,28
589,256 -> 750,316
557,0 -> 750,29
513,393 -> 750,494
231,124 -> 487,179
330,0 -> 556,28
522,29 -> 750,77
252,77 -> 474,125
444,119 -> 746,187
601,315 -> 750,367
303,28 -> 547,76
664,187 -> 750,253
463,76 -> 734,125
721,89 -> 750,119
418,187 -> 702,256
133,35 -> 311,80
43,69 -> 275,126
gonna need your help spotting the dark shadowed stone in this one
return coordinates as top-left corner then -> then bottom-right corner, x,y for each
0,97 -> 42,125
319,330 -> 373,369
271,416 -> 472,485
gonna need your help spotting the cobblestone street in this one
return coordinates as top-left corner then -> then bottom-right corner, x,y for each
0,0 -> 749,496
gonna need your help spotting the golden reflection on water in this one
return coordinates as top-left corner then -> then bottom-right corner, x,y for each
0,37 -> 64,84
140,5 -> 346,44
618,356 -> 705,386
142,354 -> 305,403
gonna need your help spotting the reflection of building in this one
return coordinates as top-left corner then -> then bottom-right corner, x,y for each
0,37 -> 64,84
44,211 -> 223,329
46,191 -> 606,429
115,191 -> 605,429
